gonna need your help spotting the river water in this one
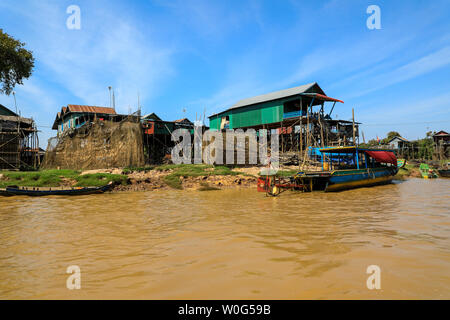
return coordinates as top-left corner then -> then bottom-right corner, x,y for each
0,178 -> 449,299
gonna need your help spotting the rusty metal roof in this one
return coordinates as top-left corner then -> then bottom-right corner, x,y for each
52,105 -> 117,129
67,105 -> 116,114
433,130 -> 449,136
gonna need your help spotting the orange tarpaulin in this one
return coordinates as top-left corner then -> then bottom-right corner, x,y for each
364,151 -> 397,165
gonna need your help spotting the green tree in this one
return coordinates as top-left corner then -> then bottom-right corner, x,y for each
386,131 -> 401,140
417,137 -> 434,160
0,29 -> 35,95
359,138 -> 378,148
381,131 -> 401,144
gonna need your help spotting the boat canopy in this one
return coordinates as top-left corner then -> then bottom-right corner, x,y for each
364,151 -> 397,166
318,146 -> 397,165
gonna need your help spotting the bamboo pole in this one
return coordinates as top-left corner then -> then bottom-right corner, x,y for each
319,103 -> 325,148
299,99 -> 303,169
352,108 -> 356,146
301,103 -> 310,168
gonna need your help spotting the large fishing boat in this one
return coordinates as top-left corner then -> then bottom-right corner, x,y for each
258,146 -> 398,195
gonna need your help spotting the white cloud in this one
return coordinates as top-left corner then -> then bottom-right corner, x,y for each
349,47 -> 450,98
0,0 -> 175,145
358,92 -> 450,140
2,1 -> 174,114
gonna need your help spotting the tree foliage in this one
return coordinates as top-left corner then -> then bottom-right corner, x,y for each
416,136 -> 434,160
360,131 -> 402,148
361,130 -> 437,160
0,29 -> 35,95
380,131 -> 401,144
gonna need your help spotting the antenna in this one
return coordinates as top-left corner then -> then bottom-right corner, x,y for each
12,91 -> 18,114
108,86 -> 112,108
203,107 -> 206,125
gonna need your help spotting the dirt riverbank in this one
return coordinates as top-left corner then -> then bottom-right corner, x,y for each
114,170 -> 258,192
1,162 -> 438,193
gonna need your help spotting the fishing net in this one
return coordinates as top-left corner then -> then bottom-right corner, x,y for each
41,119 -> 145,170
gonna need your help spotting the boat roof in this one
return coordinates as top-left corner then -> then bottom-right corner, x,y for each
318,146 -> 395,153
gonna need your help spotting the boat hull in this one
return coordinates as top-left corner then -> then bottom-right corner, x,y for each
420,171 -> 438,179
438,169 -> 450,178
325,167 -> 397,192
0,183 -> 113,196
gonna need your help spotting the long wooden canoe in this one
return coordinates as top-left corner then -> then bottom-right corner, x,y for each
0,182 -> 113,196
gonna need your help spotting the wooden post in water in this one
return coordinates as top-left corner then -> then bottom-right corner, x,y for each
302,103 -> 310,168
319,103 -> 325,148
352,108 -> 356,146
299,99 -> 303,169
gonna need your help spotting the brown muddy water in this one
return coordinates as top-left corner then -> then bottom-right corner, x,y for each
0,178 -> 449,299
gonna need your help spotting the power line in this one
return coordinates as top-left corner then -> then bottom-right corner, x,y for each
361,119 -> 450,126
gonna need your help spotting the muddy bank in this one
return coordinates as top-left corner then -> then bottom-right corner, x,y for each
395,163 -> 423,179
0,165 -> 262,192
2,161 -> 432,193
113,169 -> 258,192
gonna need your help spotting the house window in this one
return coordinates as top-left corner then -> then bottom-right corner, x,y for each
283,99 -> 305,118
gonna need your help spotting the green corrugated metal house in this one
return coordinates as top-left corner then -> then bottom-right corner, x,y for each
208,82 -> 342,130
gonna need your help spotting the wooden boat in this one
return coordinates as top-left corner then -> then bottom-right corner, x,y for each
397,159 -> 406,168
438,169 -> 450,177
0,182 -> 113,196
258,147 -> 398,195
419,163 -> 437,179
438,162 -> 450,178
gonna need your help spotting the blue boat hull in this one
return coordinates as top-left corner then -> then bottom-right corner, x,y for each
325,167 -> 398,192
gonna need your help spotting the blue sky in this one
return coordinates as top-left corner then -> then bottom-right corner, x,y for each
1,0 -> 449,146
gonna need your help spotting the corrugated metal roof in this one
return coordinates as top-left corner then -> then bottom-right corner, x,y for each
209,82 -> 326,118
0,115 -> 34,124
52,105 -> 117,129
67,105 -> 116,114
0,104 -> 18,117
433,130 -> 449,136
141,112 -> 162,121
388,136 -> 409,143
174,118 -> 192,123
230,82 -> 323,110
